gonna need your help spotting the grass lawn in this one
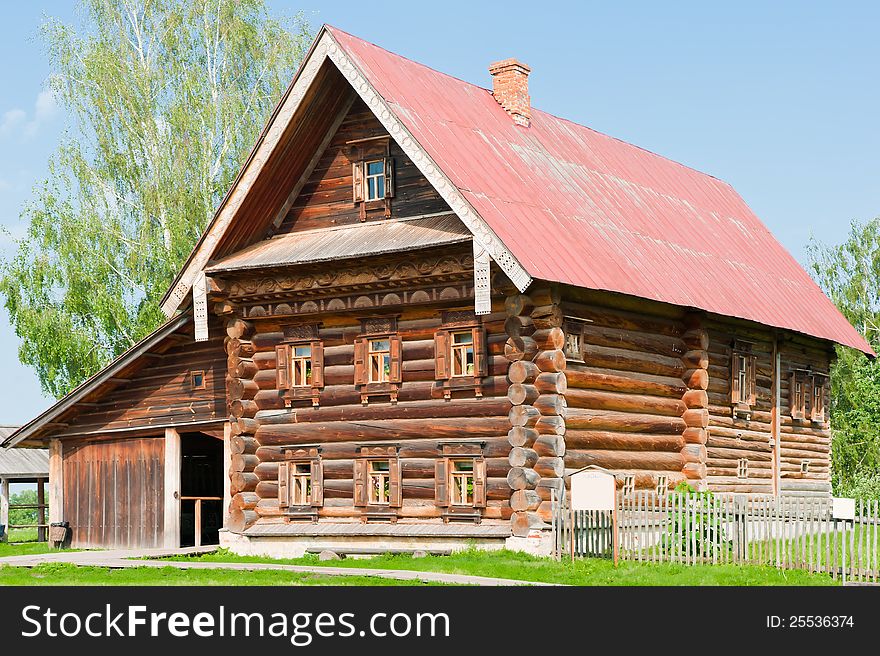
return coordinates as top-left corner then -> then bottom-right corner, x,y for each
0,541 -> 56,557
0,563 -> 438,586
162,548 -> 837,586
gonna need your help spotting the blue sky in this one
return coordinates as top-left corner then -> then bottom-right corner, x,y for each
0,0 -> 878,425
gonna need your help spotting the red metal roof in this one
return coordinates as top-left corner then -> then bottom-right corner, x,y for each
328,26 -> 872,355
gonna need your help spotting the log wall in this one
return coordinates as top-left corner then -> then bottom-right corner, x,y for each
561,291 -> 691,492
224,294 -> 513,530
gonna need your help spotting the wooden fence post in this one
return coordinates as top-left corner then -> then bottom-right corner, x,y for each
0,478 -> 8,543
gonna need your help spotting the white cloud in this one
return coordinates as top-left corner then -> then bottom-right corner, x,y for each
0,108 -> 26,136
24,88 -> 59,138
0,88 -> 59,141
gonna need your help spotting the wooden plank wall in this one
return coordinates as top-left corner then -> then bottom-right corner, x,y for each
62,437 -> 164,548
59,317 -> 227,436
274,97 -> 450,235
225,299 -> 514,529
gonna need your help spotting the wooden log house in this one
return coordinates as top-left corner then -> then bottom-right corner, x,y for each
2,26 -> 872,555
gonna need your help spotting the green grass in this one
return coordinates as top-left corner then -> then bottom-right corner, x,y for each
0,540 -> 57,557
0,563 -> 440,586
161,548 -> 837,586
4,528 -> 39,542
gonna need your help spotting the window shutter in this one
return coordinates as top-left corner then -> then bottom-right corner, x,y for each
434,330 -> 450,380
352,162 -> 364,202
353,338 -> 368,386
730,355 -> 741,404
310,459 -> 323,507
435,459 -> 449,507
389,458 -> 402,507
311,340 -> 324,388
473,327 -> 489,377
789,371 -> 801,418
353,459 -> 367,506
383,157 -> 394,198
389,334 -> 403,384
473,458 -> 487,508
278,462 -> 289,508
275,345 -> 290,390
747,356 -> 757,405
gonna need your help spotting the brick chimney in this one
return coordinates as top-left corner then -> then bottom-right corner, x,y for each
488,58 -> 531,127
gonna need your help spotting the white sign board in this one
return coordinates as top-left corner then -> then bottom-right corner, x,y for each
832,497 -> 855,521
570,469 -> 616,511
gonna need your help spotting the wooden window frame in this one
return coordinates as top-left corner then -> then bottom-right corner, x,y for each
350,140 -> 394,219
354,318 -> 402,405
737,458 -> 748,480
656,475 -> 668,497
730,340 -> 757,419
278,448 -> 323,513
276,337 -> 325,408
811,374 -> 827,424
367,337 -> 393,384
563,319 -> 586,363
434,312 -> 488,399
190,370 -> 206,390
435,444 -> 486,522
364,159 -> 386,201
622,475 -> 635,498
353,446 -> 401,511
790,369 -> 810,421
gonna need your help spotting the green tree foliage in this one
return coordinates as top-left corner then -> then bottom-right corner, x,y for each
808,218 -> 880,498
0,0 -> 311,397
7,489 -> 44,527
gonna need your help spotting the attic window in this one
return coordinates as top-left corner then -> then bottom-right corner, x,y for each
353,157 -> 394,204
190,370 -> 205,390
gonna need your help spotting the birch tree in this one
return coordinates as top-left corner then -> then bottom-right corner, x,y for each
0,0 -> 311,397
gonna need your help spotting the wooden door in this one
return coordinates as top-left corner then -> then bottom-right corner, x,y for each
62,437 -> 164,548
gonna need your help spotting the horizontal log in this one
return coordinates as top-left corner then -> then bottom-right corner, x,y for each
508,360 -> 539,384
508,383 -> 539,406
533,434 -> 565,457
504,315 -> 535,338
535,477 -> 564,501
230,399 -> 259,419
230,435 -> 258,456
505,294 -> 534,318
256,397 -> 510,426
233,359 -> 258,380
581,344 -> 685,378
530,303 -> 564,330
682,428 -> 707,444
581,324 -> 687,357
228,378 -> 259,401
510,489 -> 541,512
681,462 -> 706,480
509,405 -> 541,428
511,511 -> 545,537
565,449 -> 684,472
564,366 -> 685,398
565,388 -> 686,416
682,368 -> 709,390
230,471 -> 259,494
255,416 -> 509,445
227,508 -> 257,532
680,444 -> 706,464
531,327 -> 565,351
535,457 -> 564,478
534,349 -> 566,373
231,492 -> 259,511
534,393 -> 566,417
504,336 -> 537,362
682,409 -> 709,429
509,447 -> 538,468
564,430 -> 685,453
565,407 -> 686,434
534,416 -> 565,436
535,372 -> 567,395
253,437 -> 512,462
507,467 -> 539,490
682,389 -> 708,409
508,426 -> 539,448
681,349 -> 709,370
227,319 -> 254,340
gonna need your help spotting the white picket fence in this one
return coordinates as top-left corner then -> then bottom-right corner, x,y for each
552,490 -> 880,582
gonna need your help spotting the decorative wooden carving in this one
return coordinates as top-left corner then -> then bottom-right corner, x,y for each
283,324 -> 320,341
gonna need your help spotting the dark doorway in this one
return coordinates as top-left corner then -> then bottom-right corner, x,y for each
180,433 -> 224,547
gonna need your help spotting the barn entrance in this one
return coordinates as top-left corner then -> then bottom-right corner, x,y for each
179,433 -> 224,547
